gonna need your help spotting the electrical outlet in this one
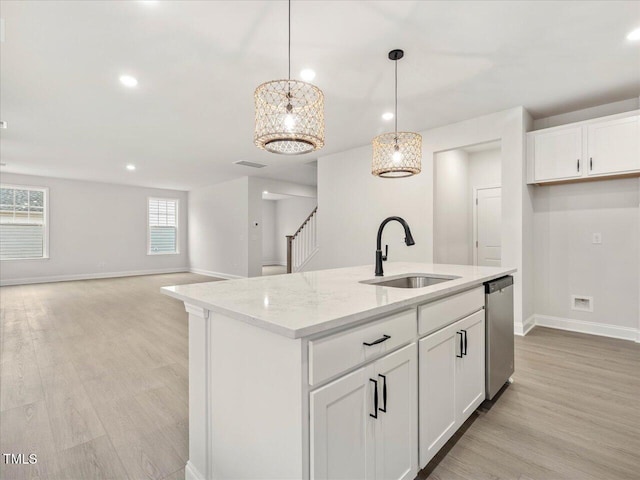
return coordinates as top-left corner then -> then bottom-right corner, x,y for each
592,233 -> 602,244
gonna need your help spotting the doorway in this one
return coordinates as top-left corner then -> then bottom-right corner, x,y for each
433,140 -> 502,266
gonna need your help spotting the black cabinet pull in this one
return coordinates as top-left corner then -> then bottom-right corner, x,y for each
577,158 -> 580,172
378,374 -> 387,413
456,332 -> 463,358
363,334 -> 390,347
369,379 -> 378,419
462,329 -> 468,356
590,157 -> 593,170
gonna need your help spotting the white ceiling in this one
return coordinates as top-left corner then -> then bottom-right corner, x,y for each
1,0 -> 639,190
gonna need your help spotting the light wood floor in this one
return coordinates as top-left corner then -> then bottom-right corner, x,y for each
0,273 -> 215,480
2,274 -> 639,480
421,327 -> 640,480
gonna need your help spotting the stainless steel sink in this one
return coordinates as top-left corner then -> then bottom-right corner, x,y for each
361,274 -> 459,288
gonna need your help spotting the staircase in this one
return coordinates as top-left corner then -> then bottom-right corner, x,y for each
286,207 -> 318,273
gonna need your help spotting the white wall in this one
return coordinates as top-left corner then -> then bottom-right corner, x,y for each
533,179 -> 639,335
0,173 -> 188,285
308,107 -> 532,330
274,196 -> 318,265
189,177 -> 316,278
434,149 -> 471,265
529,97 -> 640,340
189,177 -> 249,278
248,178 -> 316,277
262,200 -> 278,265
468,148 -> 501,189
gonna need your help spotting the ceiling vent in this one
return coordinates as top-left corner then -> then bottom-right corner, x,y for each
233,160 -> 266,168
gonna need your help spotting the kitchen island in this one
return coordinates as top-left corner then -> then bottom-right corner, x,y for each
162,262 -> 516,480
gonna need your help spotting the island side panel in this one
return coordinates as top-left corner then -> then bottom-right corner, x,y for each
209,310 -> 305,479
185,304 -> 212,480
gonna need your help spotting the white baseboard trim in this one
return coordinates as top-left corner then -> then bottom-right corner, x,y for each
185,461 -> 204,480
0,267 -> 189,287
534,314 -> 638,342
189,267 -> 246,280
514,314 -> 536,336
262,261 -> 286,267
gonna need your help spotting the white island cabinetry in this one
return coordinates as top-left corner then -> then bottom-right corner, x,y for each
162,262 -> 515,480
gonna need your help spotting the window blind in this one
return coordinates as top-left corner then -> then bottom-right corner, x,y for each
0,186 -> 46,260
148,198 -> 178,254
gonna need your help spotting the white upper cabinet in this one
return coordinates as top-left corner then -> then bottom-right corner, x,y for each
587,115 -> 640,176
527,111 -> 640,185
532,127 -> 583,181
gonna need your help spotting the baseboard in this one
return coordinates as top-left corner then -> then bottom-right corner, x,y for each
534,314 -> 638,342
0,267 -> 189,287
185,461 -> 204,480
262,261 -> 286,267
514,314 -> 536,336
537,315 -> 640,342
189,267 -> 246,280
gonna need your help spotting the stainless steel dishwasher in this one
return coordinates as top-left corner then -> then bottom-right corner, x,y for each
485,275 -> 514,400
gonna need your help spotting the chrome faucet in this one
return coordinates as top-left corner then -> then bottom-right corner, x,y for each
375,216 -> 415,276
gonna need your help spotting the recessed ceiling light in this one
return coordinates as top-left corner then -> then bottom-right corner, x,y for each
119,75 -> 138,88
300,69 -> 316,81
627,27 -> 640,41
263,190 -> 269,194
382,112 -> 394,121
0,121 -> 7,129
126,164 -> 136,171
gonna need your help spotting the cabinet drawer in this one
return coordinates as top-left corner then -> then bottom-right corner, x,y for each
418,287 -> 484,336
309,309 -> 416,386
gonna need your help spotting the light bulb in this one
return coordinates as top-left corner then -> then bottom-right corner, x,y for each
284,114 -> 296,131
392,149 -> 402,164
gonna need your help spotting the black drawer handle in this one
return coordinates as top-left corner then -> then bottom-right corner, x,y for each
369,378 -> 378,419
456,331 -> 463,358
363,334 -> 390,347
577,158 -> 580,172
461,329 -> 468,356
378,374 -> 387,413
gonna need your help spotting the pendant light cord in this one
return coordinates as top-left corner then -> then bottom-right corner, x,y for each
288,0 -> 291,84
394,58 -> 398,137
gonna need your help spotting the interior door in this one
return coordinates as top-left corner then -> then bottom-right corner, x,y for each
533,127 -> 583,181
374,344 -> 418,480
455,311 -> 486,419
310,365 -> 375,480
418,323 -> 458,467
475,187 -> 502,267
587,115 -> 640,175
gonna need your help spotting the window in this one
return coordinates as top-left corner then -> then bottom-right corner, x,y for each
148,197 -> 178,254
0,185 -> 48,260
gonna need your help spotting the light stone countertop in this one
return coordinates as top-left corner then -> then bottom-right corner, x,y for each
162,262 -> 516,339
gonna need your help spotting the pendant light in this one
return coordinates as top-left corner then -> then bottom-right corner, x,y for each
372,49 -> 422,177
254,0 -> 325,155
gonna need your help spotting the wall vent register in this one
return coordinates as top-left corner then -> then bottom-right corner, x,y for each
571,295 -> 593,312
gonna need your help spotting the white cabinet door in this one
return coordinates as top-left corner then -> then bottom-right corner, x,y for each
374,344 -> 418,480
533,127 -> 583,181
587,115 -> 640,176
418,323 -> 458,466
310,365 -> 375,480
454,311 -> 486,420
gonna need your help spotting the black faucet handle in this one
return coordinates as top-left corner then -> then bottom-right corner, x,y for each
382,244 -> 388,261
